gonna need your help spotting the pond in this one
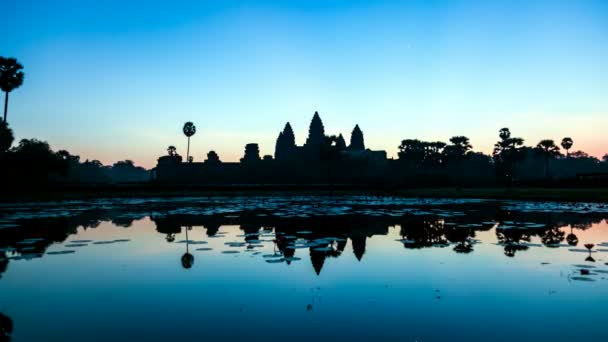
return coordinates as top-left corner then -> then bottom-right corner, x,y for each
1,196 -> 607,341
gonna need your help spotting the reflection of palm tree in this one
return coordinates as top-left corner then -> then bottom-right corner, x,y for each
566,226 -> 578,246
540,227 -> 565,247
181,226 -> 194,269
182,122 -> 196,162
496,228 -> 531,257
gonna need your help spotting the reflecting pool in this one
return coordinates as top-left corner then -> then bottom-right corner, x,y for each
1,196 -> 607,341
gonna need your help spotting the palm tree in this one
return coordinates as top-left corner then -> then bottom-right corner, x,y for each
0,57 -> 25,123
560,137 -> 573,157
536,139 -> 561,179
182,122 -> 196,162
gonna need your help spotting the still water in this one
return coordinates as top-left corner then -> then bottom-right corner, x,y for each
1,196 -> 607,341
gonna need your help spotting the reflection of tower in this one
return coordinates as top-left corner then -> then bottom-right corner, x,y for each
310,248 -> 326,275
275,234 -> 296,261
350,235 -> 367,261
336,238 -> 347,254
205,222 -> 221,237
241,224 -> 261,243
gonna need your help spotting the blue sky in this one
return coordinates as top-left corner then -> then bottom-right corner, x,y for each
2,0 -> 607,167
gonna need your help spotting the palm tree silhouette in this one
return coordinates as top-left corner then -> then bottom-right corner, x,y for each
560,137 -> 573,158
0,57 -> 25,123
182,122 -> 196,162
536,140 -> 561,179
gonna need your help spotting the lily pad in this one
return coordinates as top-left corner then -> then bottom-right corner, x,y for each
47,250 -> 76,255
222,250 -> 240,254
265,258 -> 285,263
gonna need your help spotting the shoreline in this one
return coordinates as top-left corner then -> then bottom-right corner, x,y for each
2,184 -> 608,203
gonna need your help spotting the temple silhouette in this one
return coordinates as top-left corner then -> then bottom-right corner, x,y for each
154,111 -> 388,184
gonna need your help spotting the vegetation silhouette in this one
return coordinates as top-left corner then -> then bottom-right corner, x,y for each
561,137 -> 573,158
0,67 -> 606,190
536,140 -> 561,179
0,121 -> 13,152
0,57 -> 24,123
0,312 -> 12,342
182,122 -> 196,163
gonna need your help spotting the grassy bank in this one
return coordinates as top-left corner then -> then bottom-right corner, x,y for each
2,184 -> 607,203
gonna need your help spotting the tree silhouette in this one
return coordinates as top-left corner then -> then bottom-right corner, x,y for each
443,136 -> 472,163
398,139 -> 427,166
167,145 -> 177,156
535,140 -> 561,179
0,121 -> 13,152
560,137 -> 573,158
205,150 -> 221,164
0,57 -> 24,123
182,122 -> 196,162
493,128 -> 524,185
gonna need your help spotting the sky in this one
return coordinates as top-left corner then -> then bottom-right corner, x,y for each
2,0 -> 607,168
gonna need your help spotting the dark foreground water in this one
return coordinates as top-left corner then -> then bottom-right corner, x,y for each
1,196 -> 607,341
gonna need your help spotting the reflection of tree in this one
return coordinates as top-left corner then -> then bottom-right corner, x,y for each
399,217 -> 447,249
111,217 -> 134,228
444,226 -> 476,253
566,225 -> 579,246
181,226 -> 194,269
496,228 -> 532,257
540,227 -> 565,247
153,217 -> 181,242
0,312 -> 12,341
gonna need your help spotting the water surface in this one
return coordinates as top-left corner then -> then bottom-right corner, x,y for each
1,196 -> 607,341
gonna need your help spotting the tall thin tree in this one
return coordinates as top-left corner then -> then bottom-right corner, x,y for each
0,57 -> 25,123
560,137 -> 573,158
182,122 -> 196,162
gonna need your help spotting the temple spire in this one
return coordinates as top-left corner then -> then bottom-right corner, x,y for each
349,124 -> 365,150
305,111 -> 325,148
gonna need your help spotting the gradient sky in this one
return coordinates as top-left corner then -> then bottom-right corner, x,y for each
2,0 -> 607,168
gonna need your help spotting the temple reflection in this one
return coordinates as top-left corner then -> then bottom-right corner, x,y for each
0,200 -> 606,278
